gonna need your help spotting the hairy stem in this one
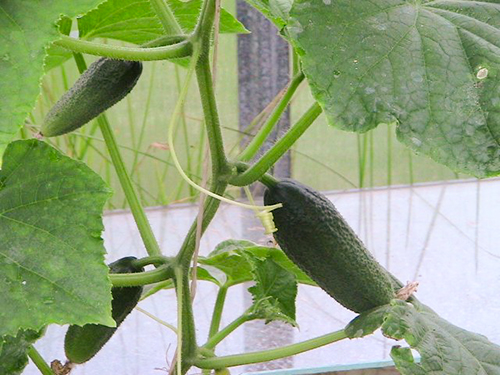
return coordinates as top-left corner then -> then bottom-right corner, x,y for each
230,102 -> 322,187
239,72 -> 305,162
233,163 -> 280,188
195,57 -> 230,177
174,267 -> 198,373
141,34 -> 189,48
195,329 -> 348,369
171,0 -> 229,371
27,346 -> 54,375
56,36 -> 192,61
73,54 -> 162,257
208,284 -> 229,338
131,255 -> 173,269
204,312 -> 253,350
149,0 -> 183,34
109,265 -> 174,286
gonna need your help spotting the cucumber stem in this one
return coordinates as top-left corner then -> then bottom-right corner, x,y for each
109,265 -> 174,286
203,312 -> 253,350
207,284 -> 229,338
149,0 -> 183,35
27,346 -> 54,375
131,255 -> 173,269
72,54 -> 163,258
142,35 -> 188,48
229,102 -> 322,187
195,329 -> 348,369
56,35 -> 192,61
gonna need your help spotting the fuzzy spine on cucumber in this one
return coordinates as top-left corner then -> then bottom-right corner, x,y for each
41,58 -> 143,137
264,179 -> 396,313
64,256 -> 144,364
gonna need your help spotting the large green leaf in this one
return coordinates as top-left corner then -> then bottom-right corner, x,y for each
248,257 -> 298,326
0,0 -> 104,158
0,140 -> 114,337
286,0 -> 500,177
346,300 -> 500,374
0,329 -> 44,375
78,0 -> 248,46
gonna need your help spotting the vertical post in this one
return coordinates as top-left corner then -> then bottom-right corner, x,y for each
237,0 -> 291,186
237,0 -> 293,371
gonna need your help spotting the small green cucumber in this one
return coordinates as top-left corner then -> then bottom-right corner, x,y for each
64,256 -> 144,364
41,58 -> 142,137
264,179 -> 396,313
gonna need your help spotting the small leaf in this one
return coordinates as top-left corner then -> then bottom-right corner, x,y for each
345,304 -> 391,339
0,329 -> 45,375
286,0 -> 500,177
199,239 -> 313,286
78,0 -> 248,46
0,140 -> 113,337
0,0 -> 105,157
248,258 -> 298,326
391,346 -> 426,375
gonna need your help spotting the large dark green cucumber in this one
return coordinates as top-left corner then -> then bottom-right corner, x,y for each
264,179 -> 396,313
64,256 -> 144,364
41,58 -> 142,137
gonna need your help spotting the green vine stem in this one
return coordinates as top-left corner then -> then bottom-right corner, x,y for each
238,72 -> 305,162
195,329 -> 348,369
174,267 -> 198,373
56,35 -> 192,61
98,117 -> 164,256
234,161 -> 280,188
229,102 -> 322,187
140,279 -> 174,300
109,265 -> 174,286
131,255 -> 173,269
149,0 -> 183,35
169,0 -> 233,370
27,346 -> 54,375
72,54 -> 162,257
142,35 -> 188,48
208,284 -> 229,338
195,57 -> 230,177
203,311 -> 253,350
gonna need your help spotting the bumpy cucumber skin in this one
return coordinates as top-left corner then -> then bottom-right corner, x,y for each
42,58 -> 143,137
64,257 -> 144,364
264,179 -> 395,313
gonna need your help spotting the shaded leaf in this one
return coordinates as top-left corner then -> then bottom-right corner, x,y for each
0,140 -> 113,337
345,300 -> 500,375
248,257 -> 298,326
286,0 -> 500,177
345,304 -> 392,339
78,0 -> 248,46
0,0 -> 104,157
0,329 -> 45,375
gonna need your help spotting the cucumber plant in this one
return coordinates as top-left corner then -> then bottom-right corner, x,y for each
2,0 -> 500,374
